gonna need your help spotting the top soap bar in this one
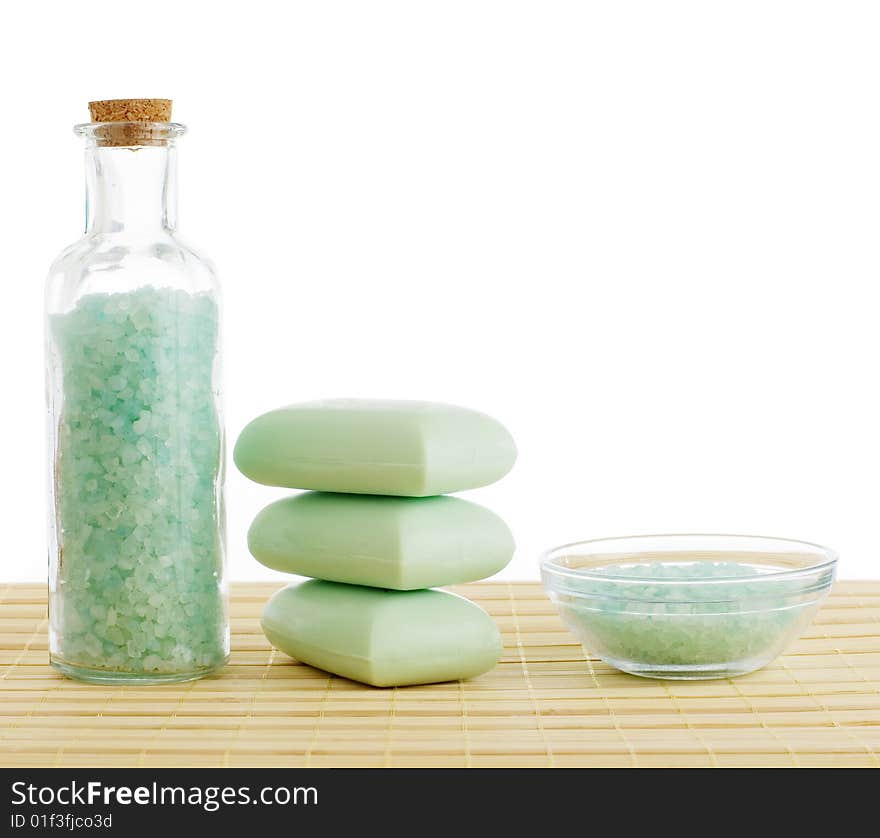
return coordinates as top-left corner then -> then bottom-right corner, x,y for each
233,399 -> 517,496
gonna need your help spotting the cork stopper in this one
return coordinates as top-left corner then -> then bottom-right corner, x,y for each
89,98 -> 172,123
87,99 -> 176,147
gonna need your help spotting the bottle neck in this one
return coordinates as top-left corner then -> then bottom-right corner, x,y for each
85,143 -> 178,235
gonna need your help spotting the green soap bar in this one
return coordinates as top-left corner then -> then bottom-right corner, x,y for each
248,493 -> 515,590
233,399 -> 516,496
262,581 -> 503,686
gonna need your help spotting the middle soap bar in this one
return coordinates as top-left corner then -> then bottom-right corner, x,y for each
248,492 -> 515,590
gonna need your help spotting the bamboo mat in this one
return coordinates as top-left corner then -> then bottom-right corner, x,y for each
1,581 -> 879,768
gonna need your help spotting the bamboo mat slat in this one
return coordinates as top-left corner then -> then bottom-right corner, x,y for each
1,580 -> 879,768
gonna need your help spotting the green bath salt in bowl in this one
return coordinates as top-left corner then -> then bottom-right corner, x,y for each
541,535 -> 837,680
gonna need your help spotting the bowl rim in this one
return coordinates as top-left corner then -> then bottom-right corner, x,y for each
540,533 -> 839,586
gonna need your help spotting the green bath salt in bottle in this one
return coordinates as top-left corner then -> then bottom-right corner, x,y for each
45,99 -> 228,683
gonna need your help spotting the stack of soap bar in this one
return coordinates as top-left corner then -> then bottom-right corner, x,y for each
235,399 -> 516,687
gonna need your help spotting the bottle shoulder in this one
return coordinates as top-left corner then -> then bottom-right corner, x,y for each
46,230 -> 220,313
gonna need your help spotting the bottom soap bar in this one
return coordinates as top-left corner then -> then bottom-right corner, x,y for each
262,581 -> 503,687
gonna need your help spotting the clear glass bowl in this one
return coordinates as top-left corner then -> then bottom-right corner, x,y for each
541,534 -> 837,680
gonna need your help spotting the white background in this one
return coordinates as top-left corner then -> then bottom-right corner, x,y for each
2,1 -> 878,583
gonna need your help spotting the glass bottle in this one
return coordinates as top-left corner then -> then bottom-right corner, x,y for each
45,100 -> 228,683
